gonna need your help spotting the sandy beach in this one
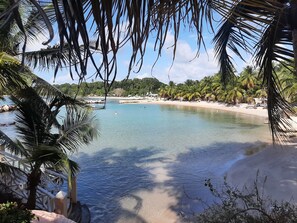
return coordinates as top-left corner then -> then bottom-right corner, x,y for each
136,99 -> 268,118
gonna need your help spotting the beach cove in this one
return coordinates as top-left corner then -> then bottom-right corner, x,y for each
70,98 -> 277,222
1,98 -> 297,222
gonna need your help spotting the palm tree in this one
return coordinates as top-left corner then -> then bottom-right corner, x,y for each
213,1 -> 297,140
0,88 -> 98,209
279,62 -> 297,103
240,66 -> 257,91
225,86 -> 244,105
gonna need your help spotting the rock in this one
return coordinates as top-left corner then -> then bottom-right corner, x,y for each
2,105 -> 10,112
31,210 -> 76,223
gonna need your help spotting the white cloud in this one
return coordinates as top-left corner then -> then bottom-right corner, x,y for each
164,49 -> 219,83
135,72 -> 152,79
49,73 -> 78,85
26,33 -> 50,52
143,33 -> 219,83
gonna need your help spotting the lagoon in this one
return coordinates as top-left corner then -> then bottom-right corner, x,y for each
72,100 -> 271,222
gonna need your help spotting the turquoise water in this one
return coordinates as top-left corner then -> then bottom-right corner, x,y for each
0,99 -> 271,222
74,100 -> 271,222
82,101 -> 270,154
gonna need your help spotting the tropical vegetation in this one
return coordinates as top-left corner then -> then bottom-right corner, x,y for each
0,201 -> 35,223
197,177 -> 297,223
54,77 -> 164,97
158,66 -> 266,105
1,0 -> 297,219
0,0 -> 99,210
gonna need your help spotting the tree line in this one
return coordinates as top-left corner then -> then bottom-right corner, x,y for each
54,63 -> 296,107
54,77 -> 165,97
159,63 -> 297,105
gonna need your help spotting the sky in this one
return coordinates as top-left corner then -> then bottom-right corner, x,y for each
27,20 -> 249,85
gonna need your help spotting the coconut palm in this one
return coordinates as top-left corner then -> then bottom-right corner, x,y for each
0,88 -> 98,209
225,86 -> 244,105
279,62 -> 297,103
213,0 -> 297,140
240,66 -> 257,91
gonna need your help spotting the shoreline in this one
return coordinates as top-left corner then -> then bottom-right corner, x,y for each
119,98 -> 268,118
226,143 -> 297,203
115,97 -> 297,216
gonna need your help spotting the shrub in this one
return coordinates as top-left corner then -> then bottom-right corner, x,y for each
196,176 -> 297,223
0,202 -> 35,223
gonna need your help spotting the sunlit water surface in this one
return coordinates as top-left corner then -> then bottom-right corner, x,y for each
0,99 -> 271,222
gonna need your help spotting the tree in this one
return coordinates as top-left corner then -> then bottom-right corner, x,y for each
213,1 -> 297,141
226,86 -> 244,105
240,66 -> 257,91
0,88 -> 98,209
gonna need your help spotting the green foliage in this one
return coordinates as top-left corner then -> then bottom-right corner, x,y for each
156,64 -> 297,106
0,202 -> 35,223
196,177 -> 297,223
54,78 -> 165,97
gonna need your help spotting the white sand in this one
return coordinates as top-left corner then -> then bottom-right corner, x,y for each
126,99 -> 268,118
117,161 -> 181,223
227,143 -> 297,203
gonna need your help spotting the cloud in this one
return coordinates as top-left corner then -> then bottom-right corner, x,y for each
135,72 -> 152,79
26,33 -> 50,52
49,72 -> 78,85
135,33 -> 219,84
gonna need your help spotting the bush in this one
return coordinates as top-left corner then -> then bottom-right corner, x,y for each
0,202 -> 35,223
196,176 -> 297,223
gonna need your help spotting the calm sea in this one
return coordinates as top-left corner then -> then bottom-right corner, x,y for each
74,100 -> 271,222
0,99 -> 271,222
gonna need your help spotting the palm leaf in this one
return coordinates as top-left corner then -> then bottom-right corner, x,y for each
13,96 -> 50,149
213,0 -> 270,84
23,44 -> 74,72
0,161 -> 25,175
57,108 -> 99,153
254,7 -> 295,142
30,75 -> 85,109
0,129 -> 29,157
0,52 -> 28,93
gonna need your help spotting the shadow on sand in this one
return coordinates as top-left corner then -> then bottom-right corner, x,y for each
164,141 -> 268,220
75,147 -> 166,223
74,141 -> 268,222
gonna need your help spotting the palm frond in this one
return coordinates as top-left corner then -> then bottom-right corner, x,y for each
0,52 -> 28,93
254,7 -> 295,142
57,109 -> 99,153
213,0 -> 275,84
3,0 -> 218,91
0,129 -> 28,157
13,96 -> 49,149
23,44 -> 73,72
0,161 -> 24,174
30,75 -> 85,109
28,146 -> 80,184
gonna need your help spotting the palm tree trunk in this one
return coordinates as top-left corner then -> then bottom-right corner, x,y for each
26,167 -> 41,209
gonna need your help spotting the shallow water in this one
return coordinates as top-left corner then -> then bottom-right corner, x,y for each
72,100 -> 271,222
0,99 -> 271,222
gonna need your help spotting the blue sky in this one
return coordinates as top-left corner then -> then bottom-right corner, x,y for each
27,22 -> 249,85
